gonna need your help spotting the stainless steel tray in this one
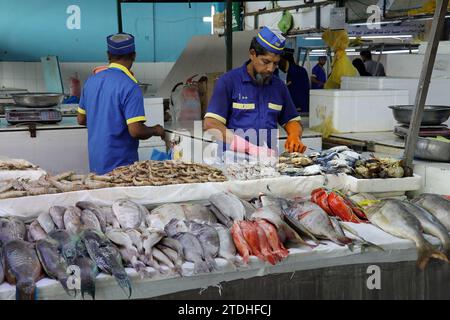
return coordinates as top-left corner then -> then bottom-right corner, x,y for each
389,105 -> 450,126
415,137 -> 450,162
11,93 -> 64,107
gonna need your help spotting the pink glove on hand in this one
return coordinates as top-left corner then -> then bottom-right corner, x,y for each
230,135 -> 276,157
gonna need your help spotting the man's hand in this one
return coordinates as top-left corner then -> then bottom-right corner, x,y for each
285,135 -> 306,153
151,125 -> 165,140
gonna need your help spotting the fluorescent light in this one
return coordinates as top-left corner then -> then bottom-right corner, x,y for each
306,35 -> 413,40
372,49 -> 419,54
350,20 -> 402,26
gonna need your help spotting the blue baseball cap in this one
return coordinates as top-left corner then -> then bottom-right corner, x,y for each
107,33 -> 135,55
256,26 -> 286,54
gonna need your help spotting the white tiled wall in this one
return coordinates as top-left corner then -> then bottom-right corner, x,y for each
0,61 -> 174,96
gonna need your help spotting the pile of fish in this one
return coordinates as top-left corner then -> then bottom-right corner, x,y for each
353,157 -> 412,179
0,161 -> 228,200
224,162 -> 280,181
276,146 -> 361,177
0,159 -> 38,171
353,193 -> 450,270
0,198 -> 244,299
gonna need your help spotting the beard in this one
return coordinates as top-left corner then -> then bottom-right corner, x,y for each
253,67 -> 272,86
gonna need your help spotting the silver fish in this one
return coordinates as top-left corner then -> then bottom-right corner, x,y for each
159,237 -> 184,260
181,203 -> 217,223
251,205 -> 309,246
112,199 -> 144,229
81,209 -> 102,232
211,223 -> 237,265
287,201 -> 353,246
164,218 -> 189,237
125,229 -> 143,254
37,212 -> 56,234
102,206 -> 121,229
64,206 -> 82,235
402,201 -> 450,259
147,203 -> 186,230
186,221 -> 219,271
152,246 -> 176,271
209,192 -> 246,223
155,244 -> 183,273
76,201 -> 107,233
142,228 -> 166,269
412,194 -> 450,232
366,200 -> 448,270
173,232 -> 210,274
106,229 -> 134,250
118,246 -> 149,278
49,206 -> 66,230
28,220 -> 47,242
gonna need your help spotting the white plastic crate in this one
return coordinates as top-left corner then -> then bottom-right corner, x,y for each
344,174 -> 423,193
309,89 -> 409,132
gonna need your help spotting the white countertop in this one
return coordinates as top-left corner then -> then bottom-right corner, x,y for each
0,116 -> 85,132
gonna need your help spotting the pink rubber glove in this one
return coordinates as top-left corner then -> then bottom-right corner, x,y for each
230,135 -> 276,157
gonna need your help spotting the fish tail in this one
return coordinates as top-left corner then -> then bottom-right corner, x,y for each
205,256 -> 219,272
80,273 -> 96,300
59,276 -> 76,297
16,281 -> 37,300
114,271 -> 132,299
194,261 -> 210,274
417,243 -> 449,270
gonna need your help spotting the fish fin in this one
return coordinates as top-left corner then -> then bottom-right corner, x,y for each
205,256 -> 219,272
16,281 -> 37,300
283,213 -> 320,243
417,244 -> 449,270
114,271 -> 132,299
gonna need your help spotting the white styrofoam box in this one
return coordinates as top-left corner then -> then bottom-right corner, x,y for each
309,89 -> 409,132
344,174 -> 422,193
419,41 -> 450,55
341,76 -> 450,109
144,97 -> 164,127
385,54 -> 450,78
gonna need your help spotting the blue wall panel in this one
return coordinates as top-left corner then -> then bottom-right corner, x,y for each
0,0 -> 218,62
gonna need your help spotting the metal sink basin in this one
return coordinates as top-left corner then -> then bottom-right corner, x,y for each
11,93 -> 64,108
389,105 -> 450,126
415,137 -> 450,162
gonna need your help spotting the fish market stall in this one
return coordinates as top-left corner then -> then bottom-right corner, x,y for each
0,156 -> 449,300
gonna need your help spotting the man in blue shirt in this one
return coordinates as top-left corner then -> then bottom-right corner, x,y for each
311,56 -> 327,89
279,49 -> 310,113
203,27 -> 306,156
77,33 -> 165,174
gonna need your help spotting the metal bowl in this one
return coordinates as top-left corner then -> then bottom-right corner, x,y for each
415,137 -> 450,162
389,105 -> 450,126
11,93 -> 64,108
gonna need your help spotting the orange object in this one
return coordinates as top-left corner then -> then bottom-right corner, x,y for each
327,192 -> 364,223
257,219 -> 289,260
253,221 -> 278,265
284,120 -> 306,153
239,220 -> 265,261
92,65 -> 109,75
230,222 -> 251,264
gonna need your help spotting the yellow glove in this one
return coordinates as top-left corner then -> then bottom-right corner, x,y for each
284,121 -> 306,153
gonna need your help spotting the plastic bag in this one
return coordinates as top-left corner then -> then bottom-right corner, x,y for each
278,10 -> 293,34
170,75 -> 202,122
322,29 -> 358,89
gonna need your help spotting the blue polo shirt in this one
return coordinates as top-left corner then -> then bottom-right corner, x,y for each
205,61 -> 301,149
286,62 -> 310,113
311,64 -> 327,89
78,63 -> 146,175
